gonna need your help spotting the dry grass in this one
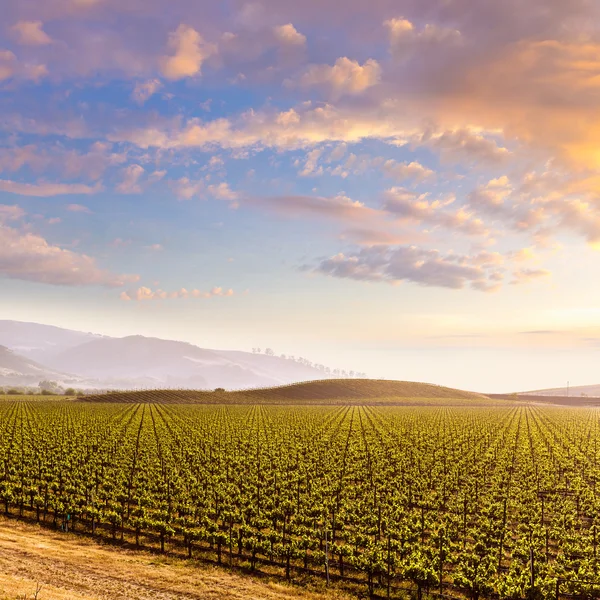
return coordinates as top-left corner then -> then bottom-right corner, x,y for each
0,517 -> 352,600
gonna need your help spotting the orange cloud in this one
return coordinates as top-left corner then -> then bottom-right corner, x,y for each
160,24 -> 216,80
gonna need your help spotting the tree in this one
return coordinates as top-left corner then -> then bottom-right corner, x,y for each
39,380 -> 62,394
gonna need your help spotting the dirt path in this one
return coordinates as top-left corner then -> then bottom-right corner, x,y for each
0,518 -> 349,600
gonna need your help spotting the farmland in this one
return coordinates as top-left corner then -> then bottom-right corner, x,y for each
1,394 -> 599,599
80,379 -> 488,405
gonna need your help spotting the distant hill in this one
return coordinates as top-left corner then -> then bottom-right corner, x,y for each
81,379 -> 489,404
47,335 -> 329,390
0,321 -> 349,390
0,345 -> 67,386
0,320 -> 102,364
520,383 -> 600,398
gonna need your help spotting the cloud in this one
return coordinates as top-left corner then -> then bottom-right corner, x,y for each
123,285 -> 234,301
511,268 -> 551,285
381,160 -> 433,182
207,182 -> 238,201
314,245 -> 502,291
172,176 -> 204,200
273,23 -> 306,46
295,57 -> 381,98
116,164 -> 144,194
11,21 -> 53,46
66,203 -> 92,213
0,222 -> 138,287
249,193 -> 381,224
160,24 -> 216,80
385,17 -> 462,55
466,172 -> 600,246
131,79 -> 162,104
0,50 -> 47,82
0,179 -> 101,197
0,142 -> 125,182
0,204 -> 25,222
106,104 -> 506,160
383,187 -> 488,236
415,129 -> 511,166
298,148 -> 323,176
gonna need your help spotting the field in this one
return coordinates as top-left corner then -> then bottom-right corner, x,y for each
80,379 -> 488,405
1,395 -> 599,599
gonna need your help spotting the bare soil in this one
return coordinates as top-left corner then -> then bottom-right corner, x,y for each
0,517 -> 351,600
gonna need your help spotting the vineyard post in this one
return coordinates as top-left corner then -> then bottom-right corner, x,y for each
387,534 -> 391,600
325,529 -> 330,586
555,579 -> 560,600
529,546 -> 535,598
439,531 -> 444,597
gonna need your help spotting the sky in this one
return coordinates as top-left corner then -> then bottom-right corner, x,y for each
1,0 -> 600,393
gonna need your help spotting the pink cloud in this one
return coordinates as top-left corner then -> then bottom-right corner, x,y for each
122,285 -> 234,301
0,179 -> 101,197
0,223 -> 139,287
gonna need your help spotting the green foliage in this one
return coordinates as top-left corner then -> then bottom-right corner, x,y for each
0,400 -> 597,599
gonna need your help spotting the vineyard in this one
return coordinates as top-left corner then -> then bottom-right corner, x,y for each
80,379 -> 488,405
1,399 -> 600,599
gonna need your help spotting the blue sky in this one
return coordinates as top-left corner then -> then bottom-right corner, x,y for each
2,0 -> 600,392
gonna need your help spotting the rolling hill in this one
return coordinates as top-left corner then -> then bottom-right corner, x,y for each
521,383 -> 600,398
81,378 -> 489,404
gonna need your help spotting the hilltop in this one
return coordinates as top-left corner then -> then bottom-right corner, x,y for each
80,378 -> 488,405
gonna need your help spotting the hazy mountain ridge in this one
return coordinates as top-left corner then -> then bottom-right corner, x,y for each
0,321 -> 343,390
0,345 -> 69,385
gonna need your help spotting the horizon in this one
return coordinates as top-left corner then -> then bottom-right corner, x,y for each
0,318 -> 587,395
2,0 -> 600,393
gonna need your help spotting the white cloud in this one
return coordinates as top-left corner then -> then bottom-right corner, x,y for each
160,24 -> 216,80
11,21 -> 53,46
273,23 -> 306,46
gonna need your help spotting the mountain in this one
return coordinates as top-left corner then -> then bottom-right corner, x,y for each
0,321 -> 339,390
0,345 -> 68,386
47,335 -> 334,390
0,320 -> 102,363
